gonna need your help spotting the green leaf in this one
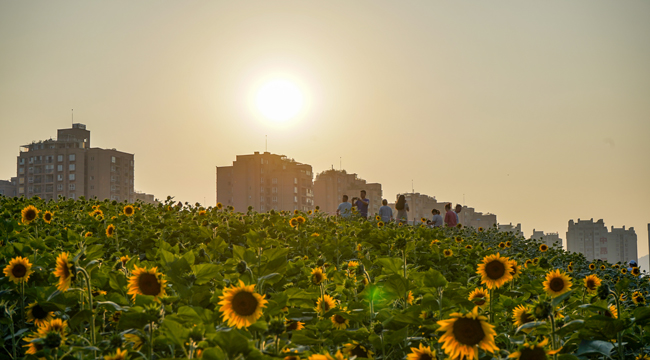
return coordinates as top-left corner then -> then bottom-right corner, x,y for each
375,258 -> 403,276
161,319 -> 189,348
201,347 -> 227,360
576,340 -> 613,357
556,319 -> 584,336
423,269 -> 447,288
551,290 -> 575,308
515,321 -> 546,334
633,306 -> 650,326
291,330 -> 324,345
69,309 -> 93,330
134,295 -> 156,307
96,301 -> 124,312
383,274 -> 410,300
212,329 -> 251,358
192,264 -> 220,285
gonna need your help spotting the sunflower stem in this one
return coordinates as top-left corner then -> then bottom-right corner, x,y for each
549,312 -> 557,360
402,249 -> 408,310
489,288 -> 493,323
77,268 -> 96,359
20,280 -> 25,327
614,294 -> 623,360
149,321 -> 155,360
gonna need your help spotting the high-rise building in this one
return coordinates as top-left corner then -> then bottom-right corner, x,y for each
498,223 -> 524,237
313,169 -> 382,216
216,152 -> 314,213
0,177 -> 17,197
386,193 -> 497,228
15,124 -> 134,202
566,218 -> 637,264
531,229 -> 563,248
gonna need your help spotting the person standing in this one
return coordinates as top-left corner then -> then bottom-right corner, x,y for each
337,195 -> 352,219
431,209 -> 444,227
455,204 -> 462,225
395,195 -> 409,223
378,199 -> 393,223
444,203 -> 457,227
354,190 -> 370,220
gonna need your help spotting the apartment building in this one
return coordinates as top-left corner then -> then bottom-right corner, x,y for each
566,218 -> 638,264
531,229 -> 563,248
498,223 -> 524,237
313,169 -> 382,216
0,177 -> 17,197
216,152 -> 314,213
15,124 -> 134,202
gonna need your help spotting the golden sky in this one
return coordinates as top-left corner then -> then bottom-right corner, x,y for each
1,1 -> 649,266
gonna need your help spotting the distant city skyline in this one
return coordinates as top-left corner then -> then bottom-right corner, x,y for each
1,1 -> 648,268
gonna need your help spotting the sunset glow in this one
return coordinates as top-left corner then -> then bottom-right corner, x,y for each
254,79 -> 304,122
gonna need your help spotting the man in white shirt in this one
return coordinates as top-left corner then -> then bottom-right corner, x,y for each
378,199 -> 393,222
336,195 -> 352,219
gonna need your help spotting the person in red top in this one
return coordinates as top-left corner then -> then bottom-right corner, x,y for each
444,203 -> 457,227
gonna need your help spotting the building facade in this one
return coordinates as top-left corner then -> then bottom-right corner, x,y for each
531,229 -> 563,248
15,124 -> 134,202
0,177 -> 17,197
566,218 -> 637,264
498,223 -> 524,237
313,169 -> 382,216
216,152 -> 314,213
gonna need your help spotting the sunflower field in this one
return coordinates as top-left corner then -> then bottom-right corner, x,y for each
1,196 -> 650,360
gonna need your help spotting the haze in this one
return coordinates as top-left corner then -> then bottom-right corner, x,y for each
1,1 -> 649,266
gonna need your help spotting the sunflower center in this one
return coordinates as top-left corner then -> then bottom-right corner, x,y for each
334,314 -> 346,324
350,345 -> 368,358
586,280 -> 596,290
519,346 -> 547,360
419,354 -> 433,360
321,300 -> 331,312
231,291 -> 259,316
45,213 -> 52,221
138,273 -> 162,296
287,321 -> 298,330
32,304 -> 48,319
485,260 -> 506,280
313,273 -> 323,283
452,317 -> 485,346
25,210 -> 37,221
12,264 -> 27,278
61,262 -> 70,279
549,278 -> 565,292
520,312 -> 533,325
473,298 -> 486,306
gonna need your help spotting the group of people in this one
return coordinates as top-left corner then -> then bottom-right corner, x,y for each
336,190 -> 463,227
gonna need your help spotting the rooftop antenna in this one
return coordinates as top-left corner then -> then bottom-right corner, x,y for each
265,135 -> 267,152
71,109 -> 73,125
340,157 -> 342,170
412,179 -> 414,193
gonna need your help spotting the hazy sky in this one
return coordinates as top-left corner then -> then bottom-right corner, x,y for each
1,1 -> 649,266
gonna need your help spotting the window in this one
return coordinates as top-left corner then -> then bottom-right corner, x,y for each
294,187 -> 298,194
111,165 -> 116,172
111,156 -> 116,163
69,154 -> 75,161
70,193 -> 75,199
57,165 -> 63,171
294,178 -> 297,184
260,168 -> 264,174
46,156 -> 53,163
19,158 -> 24,165
19,178 -> 24,184
19,167 -> 24,174
294,196 -> 298,203
272,196 -> 278,202
58,155 -> 63,162
69,164 -> 75,171
69,184 -> 75,190
57,184 -> 63,191
45,164 -> 54,173
272,178 -> 277,184
28,177 -> 33,183
90,185 -> 94,190
260,196 -> 265,202
272,187 -> 277,193
91,156 -> 94,161
260,177 -> 264,183
260,187 -> 264,193
69,174 -> 75,181
45,184 -> 53,192
19,187 -> 24,194
57,174 -> 63,181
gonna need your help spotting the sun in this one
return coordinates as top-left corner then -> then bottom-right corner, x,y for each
255,79 -> 304,122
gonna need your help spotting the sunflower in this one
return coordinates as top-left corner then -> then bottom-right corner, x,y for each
52,252 -> 74,292
583,274 -> 602,294
455,237 -> 463,243
285,319 -> 305,331
36,318 -> 68,341
331,313 -> 350,330
600,265 -> 606,270
636,355 -> 650,360
605,304 -> 618,319
478,227 -> 484,232
312,233 -> 320,237
23,334 -> 43,355
444,249 -> 453,257
120,255 -> 130,266
21,205 -> 39,224
111,311 -> 122,323
632,291 -> 646,305
509,260 -> 521,279
613,264 -> 620,269
377,221 -> 384,228
539,244 -> 548,252
104,348 -> 128,360
406,343 -> 436,360
468,288 -> 490,309
621,268 -> 628,275
631,267 -> 641,277
343,341 -> 374,359
315,294 -> 336,314
406,291 -> 414,305
85,231 -> 93,238
124,333 -> 144,350
294,210 -> 300,215
26,302 -> 54,327
289,218 -> 299,228
498,242 -> 506,249
296,216 -> 306,224
3,256 -> 33,283
476,253 -> 513,290
589,263 -> 596,271
567,264 -> 573,272
124,205 -> 135,216
43,211 -> 53,224
466,245 -> 473,250
106,224 -> 116,237
311,267 -> 327,285
216,202 -> 223,210
508,338 -> 560,359
375,215 -> 381,221
421,217 -> 427,223
430,240 -> 439,246
198,210 -> 206,216
533,258 -> 539,265
505,241 -> 512,247
620,293 -> 628,302
512,305 -> 534,332
543,269 -> 572,298
437,307 -> 498,360
218,280 -> 267,328
525,259 -> 533,268
127,265 -> 167,301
